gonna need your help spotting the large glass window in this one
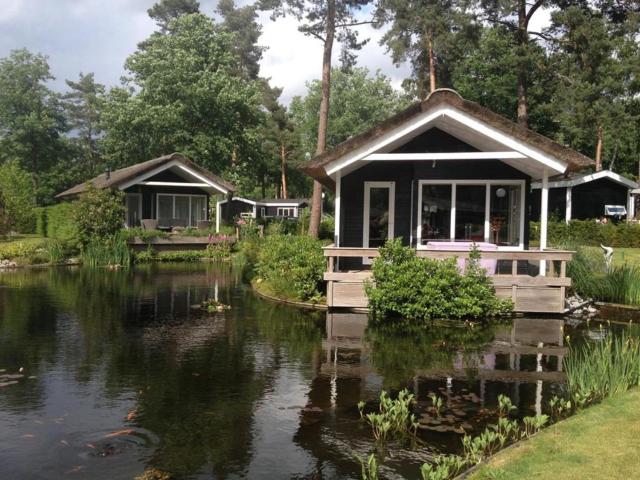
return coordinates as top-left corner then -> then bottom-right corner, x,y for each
455,185 -> 486,241
421,184 -> 451,242
490,185 -> 521,246
157,195 -> 208,227
419,182 -> 523,247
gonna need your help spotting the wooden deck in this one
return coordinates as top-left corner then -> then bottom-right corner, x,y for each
324,246 -> 574,314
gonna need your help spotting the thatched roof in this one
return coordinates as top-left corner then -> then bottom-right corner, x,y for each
302,89 -> 594,188
56,153 -> 235,199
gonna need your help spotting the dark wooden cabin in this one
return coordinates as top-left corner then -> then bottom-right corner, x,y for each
57,153 -> 235,229
302,89 -> 595,313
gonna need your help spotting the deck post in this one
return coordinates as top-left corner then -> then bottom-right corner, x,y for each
215,198 -> 221,233
540,169 -> 549,276
334,171 -> 341,247
565,186 -> 572,224
628,192 -> 635,221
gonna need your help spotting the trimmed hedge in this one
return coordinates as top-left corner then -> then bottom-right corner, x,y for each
35,203 -> 79,245
530,220 -> 640,248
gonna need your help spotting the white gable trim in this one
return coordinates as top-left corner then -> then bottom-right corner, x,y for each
325,106 -> 569,177
531,170 -> 638,190
118,159 -> 229,194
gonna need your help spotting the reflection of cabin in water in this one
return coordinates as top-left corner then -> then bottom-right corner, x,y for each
320,312 -> 566,414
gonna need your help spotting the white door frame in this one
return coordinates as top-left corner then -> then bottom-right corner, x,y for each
125,193 -> 143,228
363,181 -> 395,263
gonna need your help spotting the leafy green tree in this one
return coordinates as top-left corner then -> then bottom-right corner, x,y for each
452,26 -> 555,135
73,185 -> 125,245
217,0 -> 265,80
261,0 -> 373,237
0,49 -> 67,201
101,14 -> 264,177
147,0 -> 200,32
479,0 -> 548,127
375,0 -> 479,99
546,4 -> 640,174
0,160 -> 35,235
290,67 -> 409,155
62,72 -> 106,175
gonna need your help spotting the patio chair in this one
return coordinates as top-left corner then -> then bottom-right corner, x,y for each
197,220 -> 212,230
141,219 -> 158,231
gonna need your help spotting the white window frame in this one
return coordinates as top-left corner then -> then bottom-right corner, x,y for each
277,207 -> 296,217
416,179 -> 525,251
363,182 -> 395,264
156,193 -> 208,227
125,193 -> 143,228
260,207 -> 266,217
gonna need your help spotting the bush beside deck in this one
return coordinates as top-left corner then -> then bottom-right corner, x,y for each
470,389 -> 640,480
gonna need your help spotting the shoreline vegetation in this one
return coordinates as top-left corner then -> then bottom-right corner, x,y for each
355,328 -> 640,480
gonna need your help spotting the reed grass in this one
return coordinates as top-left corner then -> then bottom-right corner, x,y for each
80,233 -> 131,267
564,332 -> 640,407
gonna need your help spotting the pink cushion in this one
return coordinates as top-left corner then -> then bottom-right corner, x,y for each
425,241 -> 497,274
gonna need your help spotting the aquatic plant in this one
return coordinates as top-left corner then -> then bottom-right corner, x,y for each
360,389 -> 419,443
80,233 -> 131,268
564,331 -> 640,407
429,393 -> 443,418
358,453 -> 379,480
548,396 -> 572,421
497,394 -> 516,418
200,298 -> 231,313
521,414 -> 549,438
420,455 -> 467,480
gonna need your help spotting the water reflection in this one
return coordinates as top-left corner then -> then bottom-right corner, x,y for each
0,266 -> 619,479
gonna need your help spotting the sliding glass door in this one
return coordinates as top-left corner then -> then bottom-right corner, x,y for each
418,181 -> 524,248
157,194 -> 208,227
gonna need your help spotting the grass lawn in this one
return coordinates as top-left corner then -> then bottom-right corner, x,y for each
470,389 -> 640,480
577,246 -> 640,268
0,234 -> 45,244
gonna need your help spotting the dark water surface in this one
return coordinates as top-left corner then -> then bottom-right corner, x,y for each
0,264 -> 629,479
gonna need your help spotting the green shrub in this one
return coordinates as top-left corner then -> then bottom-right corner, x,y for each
73,185 -> 125,246
365,239 -> 513,321
0,160 -> 35,235
255,234 -> 325,301
37,203 -> 80,246
531,220 -> 640,248
156,250 -> 207,262
121,227 -> 169,242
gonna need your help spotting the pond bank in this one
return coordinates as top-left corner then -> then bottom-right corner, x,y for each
251,279 -> 327,310
469,389 -> 640,479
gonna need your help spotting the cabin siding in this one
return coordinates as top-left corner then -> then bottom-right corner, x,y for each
340,159 -> 530,251
530,177 -> 630,221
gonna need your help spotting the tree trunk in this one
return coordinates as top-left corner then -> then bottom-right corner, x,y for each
595,124 -> 603,172
280,140 -> 288,199
308,0 -> 335,239
516,0 -> 529,128
427,33 -> 436,94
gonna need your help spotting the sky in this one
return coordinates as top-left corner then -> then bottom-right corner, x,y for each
0,0 -> 550,105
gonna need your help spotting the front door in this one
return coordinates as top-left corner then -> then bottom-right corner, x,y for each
363,181 -> 395,263
125,194 -> 142,228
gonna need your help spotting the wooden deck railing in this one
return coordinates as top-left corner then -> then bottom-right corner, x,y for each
322,245 -> 574,313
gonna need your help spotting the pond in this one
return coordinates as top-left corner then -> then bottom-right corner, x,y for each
0,264 -> 633,479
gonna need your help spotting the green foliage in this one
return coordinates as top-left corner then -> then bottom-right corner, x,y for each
531,220 -> 640,248
359,453 -> 379,480
206,240 -> 233,261
0,160 -> 35,235
289,67 -> 410,155
358,389 -> 418,443
35,203 -> 80,253
101,13 -> 264,179
255,234 -> 325,301
366,239 -> 513,321
0,49 -> 69,204
73,185 -> 125,246
521,415 -> 549,439
564,332 -> 640,408
497,394 -> 516,418
80,233 -> 131,268
548,396 -> 572,422
568,246 -> 640,305
120,227 -> 170,242
420,455 -> 468,480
